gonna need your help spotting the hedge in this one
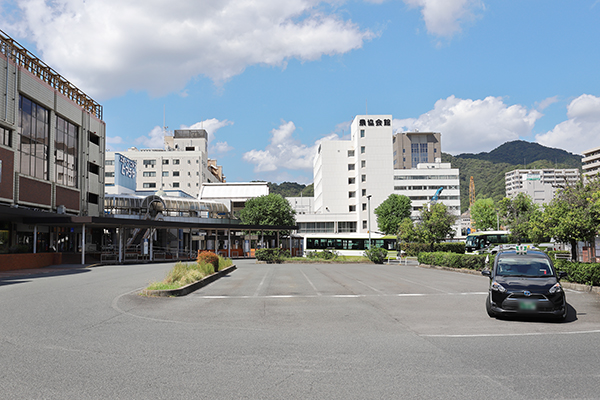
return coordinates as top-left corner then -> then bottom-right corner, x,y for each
417,251 -> 492,270
553,259 -> 600,286
255,248 -> 290,264
400,242 -> 465,257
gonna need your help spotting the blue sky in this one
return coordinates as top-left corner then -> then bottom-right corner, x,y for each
3,0 -> 600,184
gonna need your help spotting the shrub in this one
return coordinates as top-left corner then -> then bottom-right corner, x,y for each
197,251 -> 219,273
364,247 -> 388,264
553,260 -> 600,286
306,249 -> 338,260
400,242 -> 465,256
417,251 -> 490,270
255,248 -> 289,263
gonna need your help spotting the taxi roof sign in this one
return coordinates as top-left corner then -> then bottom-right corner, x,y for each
515,245 -> 528,255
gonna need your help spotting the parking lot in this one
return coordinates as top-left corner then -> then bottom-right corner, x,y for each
2,260 -> 600,399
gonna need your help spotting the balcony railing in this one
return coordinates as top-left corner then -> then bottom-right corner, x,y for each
0,29 -> 102,119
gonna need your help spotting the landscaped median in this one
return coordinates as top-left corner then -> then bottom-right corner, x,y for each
141,251 -> 235,297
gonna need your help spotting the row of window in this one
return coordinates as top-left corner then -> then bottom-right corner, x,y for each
17,96 -> 80,188
297,222 -> 357,233
394,185 -> 459,191
394,175 -> 459,180
141,182 -> 199,189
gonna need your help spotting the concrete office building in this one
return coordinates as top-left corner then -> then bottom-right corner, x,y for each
393,131 -> 441,169
582,146 -> 600,181
505,168 -> 580,205
0,30 -> 105,253
294,115 -> 460,238
105,129 -> 225,198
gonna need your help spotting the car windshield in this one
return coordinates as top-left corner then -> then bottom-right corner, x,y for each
496,257 -> 554,277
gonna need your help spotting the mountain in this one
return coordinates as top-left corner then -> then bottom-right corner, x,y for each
262,182 -> 314,197
456,140 -> 582,167
443,141 -> 583,213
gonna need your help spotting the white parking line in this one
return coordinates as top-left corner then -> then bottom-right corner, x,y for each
301,270 -> 321,296
193,292 -> 488,300
422,329 -> 600,338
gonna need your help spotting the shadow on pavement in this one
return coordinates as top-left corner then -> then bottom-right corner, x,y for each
0,265 -> 91,286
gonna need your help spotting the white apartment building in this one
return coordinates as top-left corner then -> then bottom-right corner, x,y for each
294,115 -> 461,236
505,168 -> 580,205
105,129 -> 224,197
582,146 -> 600,181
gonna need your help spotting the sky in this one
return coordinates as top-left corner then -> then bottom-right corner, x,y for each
2,0 -> 600,184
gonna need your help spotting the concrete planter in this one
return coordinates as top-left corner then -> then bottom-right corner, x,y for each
142,265 -> 237,297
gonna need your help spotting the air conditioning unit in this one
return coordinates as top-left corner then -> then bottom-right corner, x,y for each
57,205 -> 66,214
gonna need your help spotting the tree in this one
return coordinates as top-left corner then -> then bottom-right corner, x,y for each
416,203 -> 457,250
497,193 -> 540,243
535,179 -> 600,260
470,198 -> 497,231
398,217 -> 419,243
374,194 -> 412,235
239,194 -> 296,234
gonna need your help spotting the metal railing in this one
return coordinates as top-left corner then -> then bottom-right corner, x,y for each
0,29 -> 103,119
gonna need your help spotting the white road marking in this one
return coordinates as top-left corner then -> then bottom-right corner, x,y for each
422,330 -> 600,338
301,270 -> 321,296
192,292 -> 488,300
254,270 -> 270,297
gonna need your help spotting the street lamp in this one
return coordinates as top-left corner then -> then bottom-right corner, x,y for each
367,194 -> 372,250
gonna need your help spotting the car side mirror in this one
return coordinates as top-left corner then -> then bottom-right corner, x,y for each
558,271 -> 567,280
481,270 -> 491,277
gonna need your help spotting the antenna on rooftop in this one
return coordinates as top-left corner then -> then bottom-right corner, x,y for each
163,105 -> 168,134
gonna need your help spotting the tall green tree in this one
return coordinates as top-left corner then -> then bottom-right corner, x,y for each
398,217 -> 419,243
374,194 -> 412,235
470,198 -> 498,231
535,179 -> 600,260
239,194 -> 296,234
416,203 -> 457,250
497,193 -> 540,243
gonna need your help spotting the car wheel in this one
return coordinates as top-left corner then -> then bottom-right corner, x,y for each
486,295 -> 497,318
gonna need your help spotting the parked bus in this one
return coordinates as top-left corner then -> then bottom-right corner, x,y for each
465,230 -> 509,253
302,234 -> 396,257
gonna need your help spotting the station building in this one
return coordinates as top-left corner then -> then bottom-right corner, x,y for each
0,29 -> 105,255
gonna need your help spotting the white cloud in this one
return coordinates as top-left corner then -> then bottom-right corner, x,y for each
11,0 -> 372,99
403,0 -> 484,37
535,94 -> 600,154
182,118 -> 234,144
136,126 -> 165,149
394,95 -> 542,154
106,135 -> 123,144
210,141 -> 234,154
243,120 -> 338,173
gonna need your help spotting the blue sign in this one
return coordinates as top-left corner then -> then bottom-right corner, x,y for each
114,153 -> 137,191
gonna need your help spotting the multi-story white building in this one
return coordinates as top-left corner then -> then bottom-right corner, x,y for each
105,129 -> 225,197
505,168 -> 580,205
294,115 -> 461,238
582,146 -> 600,181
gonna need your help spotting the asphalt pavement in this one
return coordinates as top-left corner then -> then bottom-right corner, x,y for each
1,260 -> 600,399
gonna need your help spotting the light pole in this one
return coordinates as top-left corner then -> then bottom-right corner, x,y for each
367,194 -> 372,250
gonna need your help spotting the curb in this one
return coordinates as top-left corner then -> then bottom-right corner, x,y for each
417,263 -> 600,295
141,265 -> 237,297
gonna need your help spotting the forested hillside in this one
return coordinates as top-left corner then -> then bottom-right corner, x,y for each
266,182 -> 314,197
443,141 -> 583,213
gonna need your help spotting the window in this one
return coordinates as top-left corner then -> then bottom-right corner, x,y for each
362,203 -> 367,211
89,131 -> 100,146
0,126 -> 11,147
88,162 -> 99,175
162,159 -> 169,165
188,171 -> 191,176
143,171 -> 156,177
88,193 -> 99,204
143,183 -> 156,188
19,96 -> 50,180
338,221 -> 357,233
143,159 -> 156,167
348,150 -> 355,157
162,171 -> 169,177
173,159 -> 180,165
348,164 -> 355,171
349,205 -> 356,212
362,189 -> 366,196
173,182 -> 180,188
361,146 -> 365,154
105,159 -> 114,166
361,160 -> 366,168
186,146 -> 195,151
361,175 -> 366,182
54,115 -> 79,187
348,177 -> 355,184
349,191 -> 356,198
363,221 -> 367,229
187,160 -> 191,164
360,129 -> 365,138
173,171 -> 180,177
105,171 -> 114,178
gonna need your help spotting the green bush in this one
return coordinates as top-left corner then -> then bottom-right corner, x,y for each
364,247 -> 388,264
417,251 -> 491,270
400,242 -> 465,256
197,251 -> 219,273
255,248 -> 290,263
552,260 -> 600,286
306,249 -> 338,260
